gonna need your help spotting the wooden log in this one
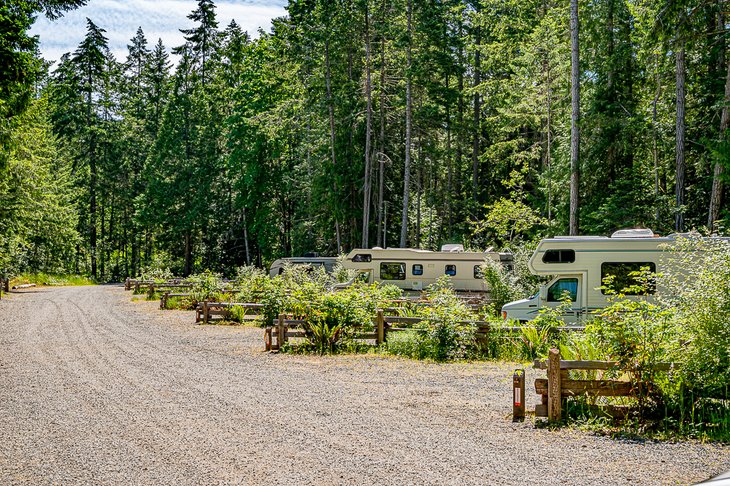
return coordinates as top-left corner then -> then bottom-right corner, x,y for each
125,278 -> 130,291
203,300 -> 209,325
160,291 -> 169,310
376,309 -> 385,345
12,283 -> 36,289
535,378 -> 633,397
533,359 -> 672,371
354,332 -> 378,340
285,330 -> 307,338
547,348 -> 562,422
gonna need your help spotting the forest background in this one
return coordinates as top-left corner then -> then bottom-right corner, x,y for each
2,0 -> 729,280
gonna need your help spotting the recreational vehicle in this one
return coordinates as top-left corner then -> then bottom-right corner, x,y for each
339,245 -> 513,292
269,256 -> 338,278
501,228 -> 724,324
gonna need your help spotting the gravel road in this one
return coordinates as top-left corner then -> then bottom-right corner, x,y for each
0,285 -> 727,485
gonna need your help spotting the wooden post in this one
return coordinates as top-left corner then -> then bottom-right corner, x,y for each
160,292 -> 169,310
376,309 -> 385,345
203,300 -> 209,325
125,277 -> 130,291
547,348 -> 562,422
148,284 -> 155,300
277,313 -> 286,348
513,369 -> 525,421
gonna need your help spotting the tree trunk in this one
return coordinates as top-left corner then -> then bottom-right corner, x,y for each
446,73 -> 453,238
362,2 -> 374,248
416,166 -> 422,248
653,53 -> 661,224
569,0 -> 580,236
708,29 -> 730,230
243,207 -> 251,265
400,0 -> 413,248
325,39 -> 342,253
675,45 -> 686,232
376,0 -> 387,248
184,231 -> 192,276
472,18 -> 481,207
90,149 -> 97,279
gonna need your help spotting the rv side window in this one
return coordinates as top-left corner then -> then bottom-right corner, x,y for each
445,264 -> 457,276
352,254 -> 372,263
473,265 -> 484,279
542,249 -> 576,264
380,262 -> 406,280
601,262 -> 656,295
547,278 -> 578,302
412,264 -> 424,276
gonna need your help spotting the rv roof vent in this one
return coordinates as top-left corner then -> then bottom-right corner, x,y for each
611,228 -> 655,238
441,244 -> 464,252
371,246 -> 383,250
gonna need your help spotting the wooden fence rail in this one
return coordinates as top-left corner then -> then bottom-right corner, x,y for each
265,313 -> 382,351
263,310 -> 585,352
533,348 -> 673,422
196,301 -> 265,324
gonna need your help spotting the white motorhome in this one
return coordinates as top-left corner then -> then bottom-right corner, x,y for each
269,256 -> 338,278
339,245 -> 512,292
501,228 -> 722,324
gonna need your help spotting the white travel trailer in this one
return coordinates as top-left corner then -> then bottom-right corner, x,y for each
339,245 -> 513,292
501,228 -> 721,324
269,256 -> 338,278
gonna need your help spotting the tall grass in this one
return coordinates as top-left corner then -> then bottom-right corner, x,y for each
11,273 -> 96,287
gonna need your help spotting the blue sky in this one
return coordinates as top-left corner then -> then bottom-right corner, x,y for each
30,0 -> 288,65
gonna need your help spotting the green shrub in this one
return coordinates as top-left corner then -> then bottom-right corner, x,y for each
188,271 -> 223,302
385,330 -> 430,359
163,295 -> 195,310
383,276 -> 477,362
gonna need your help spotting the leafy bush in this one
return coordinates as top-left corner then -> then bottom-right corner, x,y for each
385,330 -> 430,360
138,255 -> 174,283
188,271 -> 223,302
661,236 -> 730,402
382,276 -> 477,361
479,242 -> 543,314
555,236 -> 730,439
163,295 -> 195,310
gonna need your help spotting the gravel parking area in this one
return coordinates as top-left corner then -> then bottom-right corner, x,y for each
0,285 -> 727,485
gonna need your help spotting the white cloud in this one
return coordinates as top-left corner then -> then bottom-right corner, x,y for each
30,0 -> 288,65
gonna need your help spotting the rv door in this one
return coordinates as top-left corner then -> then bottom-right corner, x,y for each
543,275 -> 583,324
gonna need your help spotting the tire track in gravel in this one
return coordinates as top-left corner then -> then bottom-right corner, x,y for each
11,289 -> 222,484
55,290 -> 276,483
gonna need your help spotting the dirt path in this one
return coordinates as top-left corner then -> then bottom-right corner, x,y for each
0,285 -> 727,485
